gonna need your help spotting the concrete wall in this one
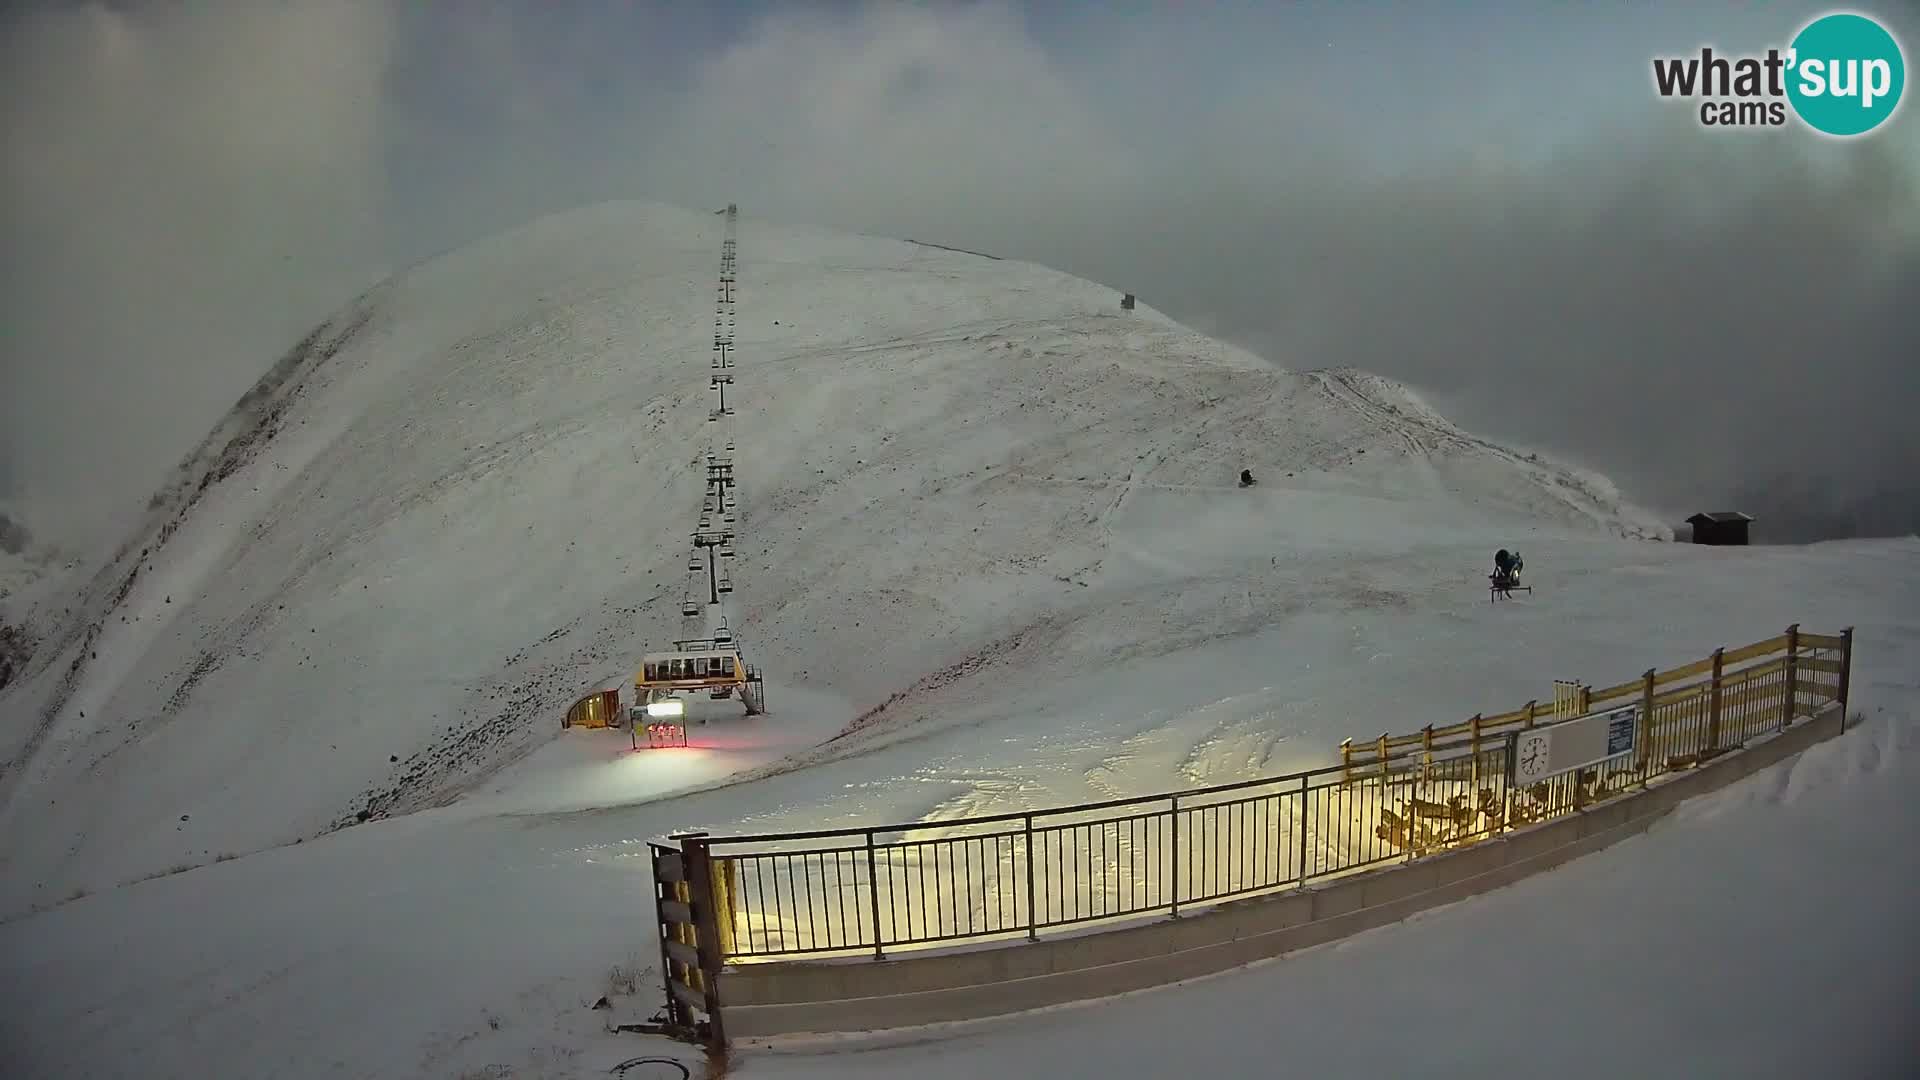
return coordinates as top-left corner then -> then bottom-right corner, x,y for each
717,703 -> 1849,1039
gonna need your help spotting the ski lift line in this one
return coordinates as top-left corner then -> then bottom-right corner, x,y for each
647,202 -> 759,706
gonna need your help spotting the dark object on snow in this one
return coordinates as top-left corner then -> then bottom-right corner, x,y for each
1121,292 -> 1136,310
1239,469 -> 1255,487
1490,549 -> 1530,602
1685,511 -> 1752,546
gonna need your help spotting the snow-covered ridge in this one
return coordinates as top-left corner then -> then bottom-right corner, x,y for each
0,200 -> 1664,912
0,303 -> 377,789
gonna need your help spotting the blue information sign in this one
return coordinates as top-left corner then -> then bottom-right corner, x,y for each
1606,709 -> 1637,757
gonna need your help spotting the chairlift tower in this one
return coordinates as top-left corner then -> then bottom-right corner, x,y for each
691,525 -> 735,605
642,199 -> 764,744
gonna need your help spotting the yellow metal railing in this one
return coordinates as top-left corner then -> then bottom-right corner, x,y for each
1340,625 -> 1853,782
678,626 -> 1853,962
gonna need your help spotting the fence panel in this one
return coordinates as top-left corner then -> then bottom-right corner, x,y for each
693,627 -> 1850,962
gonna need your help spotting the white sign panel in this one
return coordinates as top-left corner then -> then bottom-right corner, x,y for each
1512,705 -> 1640,783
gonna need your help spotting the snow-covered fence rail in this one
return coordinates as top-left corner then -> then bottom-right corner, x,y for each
669,625 -> 1851,964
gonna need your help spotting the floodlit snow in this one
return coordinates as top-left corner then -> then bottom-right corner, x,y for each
1,201 -> 1915,1079
741,705 -> 1920,1080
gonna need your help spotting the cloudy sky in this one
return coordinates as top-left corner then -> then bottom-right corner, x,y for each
2,0 -> 1916,550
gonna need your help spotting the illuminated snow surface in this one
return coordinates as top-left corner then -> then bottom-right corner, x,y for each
1,202 -> 1914,1079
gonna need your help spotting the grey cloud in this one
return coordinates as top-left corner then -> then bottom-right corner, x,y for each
0,0 -> 395,546
5,0 -> 1915,552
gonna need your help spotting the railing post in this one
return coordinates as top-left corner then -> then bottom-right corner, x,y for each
1469,714 -> 1483,788
1502,731 -> 1519,830
1339,738 -> 1352,786
1169,793 -> 1181,919
1023,814 -> 1038,942
1420,725 -> 1434,789
865,830 -> 883,960
1296,774 -> 1311,885
1839,627 -> 1855,732
1635,668 -> 1656,782
650,842 -> 687,1034
1783,623 -> 1800,729
1375,733 -> 1389,781
677,832 -> 728,1053
1706,647 -> 1725,753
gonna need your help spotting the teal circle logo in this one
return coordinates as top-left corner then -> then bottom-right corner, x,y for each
1786,12 -> 1905,136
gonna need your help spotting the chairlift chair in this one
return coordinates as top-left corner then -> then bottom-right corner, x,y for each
681,600 -> 699,617
717,577 -> 733,595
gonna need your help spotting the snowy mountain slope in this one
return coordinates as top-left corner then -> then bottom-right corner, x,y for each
0,200 -> 1665,916
2,532 -> 1912,1080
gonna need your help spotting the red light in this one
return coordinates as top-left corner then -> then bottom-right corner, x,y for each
641,722 -> 690,750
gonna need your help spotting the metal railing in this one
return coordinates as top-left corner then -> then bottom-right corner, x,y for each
674,626 -> 1851,963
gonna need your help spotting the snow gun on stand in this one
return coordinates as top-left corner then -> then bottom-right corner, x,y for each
1489,549 -> 1530,602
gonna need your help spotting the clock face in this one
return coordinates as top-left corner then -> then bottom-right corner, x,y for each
1516,732 -> 1552,780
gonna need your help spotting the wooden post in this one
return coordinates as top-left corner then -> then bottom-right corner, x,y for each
1578,684 -> 1590,715
1469,714 -> 1483,788
678,833 -> 728,1053
1706,647 -> 1725,754
1524,700 -> 1538,728
1340,738 -> 1352,786
1839,627 -> 1855,732
711,857 -> 739,959
1783,623 -> 1800,729
1420,724 -> 1434,787
651,844 -> 688,1035
1636,668 -> 1656,781
1376,734 -> 1390,781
